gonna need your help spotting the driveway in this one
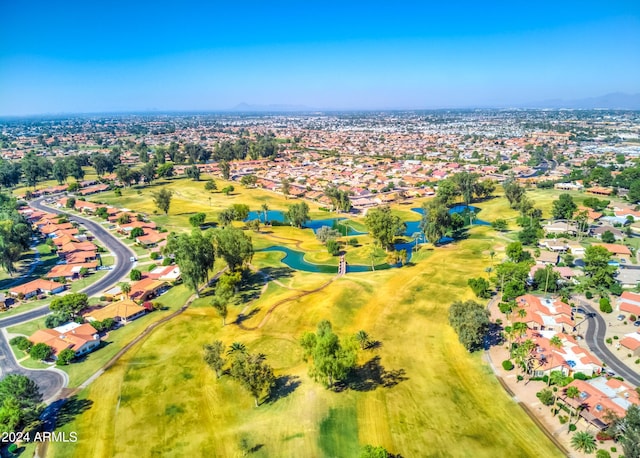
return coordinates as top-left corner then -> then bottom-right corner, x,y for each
578,299 -> 640,386
0,196 -> 136,401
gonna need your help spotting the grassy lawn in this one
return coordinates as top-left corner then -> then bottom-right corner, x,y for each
48,191 -> 563,458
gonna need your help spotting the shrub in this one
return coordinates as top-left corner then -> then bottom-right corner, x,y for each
147,264 -> 158,272
568,424 -> 577,432
348,238 -> 358,247
502,360 -> 514,371
162,257 -> 172,266
573,372 -> 588,381
610,447 -> 617,453
558,415 -> 568,424
613,335 -> 619,340
517,375 -> 524,382
30,342 -> 53,361
586,291 -> 593,299
150,251 -> 160,260
630,314 -> 637,322
99,296 -> 107,302
606,337 -> 613,344
130,269 -> 142,281
56,348 -> 76,366
595,450 -> 610,458
10,336 -> 32,352
599,297 -> 612,313
596,431 -> 613,441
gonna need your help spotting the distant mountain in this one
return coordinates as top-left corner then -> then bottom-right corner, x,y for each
230,103 -> 315,112
524,92 -> 640,110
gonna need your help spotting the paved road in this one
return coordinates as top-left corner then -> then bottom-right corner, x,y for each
0,196 -> 136,401
578,300 -> 640,386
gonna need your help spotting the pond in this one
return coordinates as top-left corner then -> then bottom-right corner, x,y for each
261,246 -> 398,273
245,211 -> 366,235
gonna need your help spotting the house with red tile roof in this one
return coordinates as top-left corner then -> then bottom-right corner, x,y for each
9,279 -> 65,298
515,295 -> 574,334
83,299 -> 147,324
29,322 -> 100,358
46,263 -> 98,281
620,332 -> 640,356
563,378 -> 640,430
618,291 -> 640,316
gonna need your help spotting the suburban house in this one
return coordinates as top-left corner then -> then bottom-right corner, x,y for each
535,251 -> 559,265
46,262 -> 98,281
544,221 -> 578,235
129,278 -> 168,302
591,226 -> 625,241
147,265 -> 181,282
84,299 -> 147,324
593,243 -> 632,262
29,322 -> 101,358
539,239 -> 569,252
135,230 -> 165,247
620,332 -> 640,357
563,378 -> 640,430
9,279 -> 65,299
515,295 -> 574,334
617,291 -> 640,316
616,268 -> 640,289
567,242 -> 586,256
0,293 -> 15,309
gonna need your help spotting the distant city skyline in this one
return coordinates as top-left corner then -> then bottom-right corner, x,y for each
1,1 -> 639,116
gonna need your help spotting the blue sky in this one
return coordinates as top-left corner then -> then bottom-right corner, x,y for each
1,1 -> 639,115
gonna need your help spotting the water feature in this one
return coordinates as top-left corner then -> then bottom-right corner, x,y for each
245,211 -> 366,235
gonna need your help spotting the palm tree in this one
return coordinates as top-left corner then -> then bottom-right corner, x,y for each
355,330 -> 370,350
260,203 -> 269,224
565,386 -> 580,423
120,282 -> 131,299
512,321 -> 528,344
570,431 -> 597,454
548,336 -> 563,386
227,342 -> 247,356
517,308 -> 527,320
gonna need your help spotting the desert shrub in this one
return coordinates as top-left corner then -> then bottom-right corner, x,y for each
502,360 -> 514,371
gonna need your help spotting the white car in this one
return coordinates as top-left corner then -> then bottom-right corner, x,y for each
130,256 -> 137,262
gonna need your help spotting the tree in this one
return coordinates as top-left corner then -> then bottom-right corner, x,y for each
421,201 -> 451,247
617,405 -> 640,458
448,300 -> 490,351
189,212 -> 206,227
467,277 -> 491,299
355,330 -> 370,350
164,230 -> 215,296
140,162 -> 156,185
601,230 -> 616,243
211,226 -> 253,271
203,340 -> 226,379
281,178 -> 291,199
536,388 -> 555,406
130,227 -> 144,239
156,162 -> 174,178
533,265 -> 561,293
552,193 -> 577,221
52,159 -> 68,184
326,239 -> 340,256
205,179 -> 217,191
360,445 -> 391,458
435,179 -> 460,205
56,348 -> 75,366
451,171 -> 479,207
240,174 -> 257,187
120,282 -> 131,299
365,206 -> 405,250
571,431 -> 597,454
218,208 -> 236,226
49,293 -> 88,316
584,245 -> 616,288
325,186 -> 352,213
506,241 -> 527,263
503,180 -> 526,209
287,202 -> 310,228
222,185 -> 235,196
316,226 -> 341,244
0,374 -> 42,433
185,165 -> 201,181
30,343 -> 53,361
211,297 -> 228,326
300,320 -> 357,388
492,219 -> 508,231
599,297 -> 613,313
229,351 -> 276,407
231,204 -> 250,221
130,269 -> 142,281
219,160 -> 231,180
260,203 -> 269,223
518,226 -> 540,245
65,197 -> 76,209
152,188 -> 173,215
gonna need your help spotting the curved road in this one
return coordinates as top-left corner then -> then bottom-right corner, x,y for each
0,196 -> 136,401
578,299 -> 640,386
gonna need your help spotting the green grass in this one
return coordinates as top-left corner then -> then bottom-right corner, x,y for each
48,188 -> 565,458
8,317 -> 47,337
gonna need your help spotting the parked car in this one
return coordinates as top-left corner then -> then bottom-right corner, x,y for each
634,321 -> 640,327
617,314 -> 626,321
130,256 -> 137,262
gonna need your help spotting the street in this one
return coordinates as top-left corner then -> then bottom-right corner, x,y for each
0,196 -> 136,401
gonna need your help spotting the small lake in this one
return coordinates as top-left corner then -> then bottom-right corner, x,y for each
261,246 -> 397,273
246,211 -> 366,236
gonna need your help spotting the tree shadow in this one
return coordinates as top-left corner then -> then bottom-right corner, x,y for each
55,395 -> 94,428
267,375 -> 301,403
237,271 -> 267,302
260,266 -> 294,282
235,307 -> 260,325
337,356 -> 408,392
365,340 -> 382,350
484,322 -> 505,350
